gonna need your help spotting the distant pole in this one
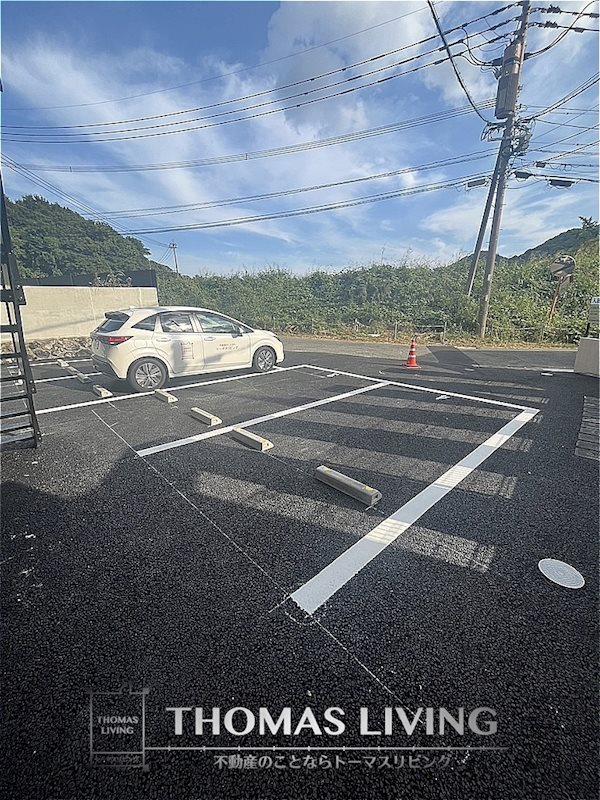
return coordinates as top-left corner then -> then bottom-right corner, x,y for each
169,241 -> 179,274
547,280 -> 562,325
477,1 -> 530,337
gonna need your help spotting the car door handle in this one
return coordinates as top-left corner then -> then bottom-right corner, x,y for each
156,336 -> 169,342
204,336 -> 216,341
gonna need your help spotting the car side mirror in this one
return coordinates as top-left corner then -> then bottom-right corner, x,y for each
233,326 -> 243,337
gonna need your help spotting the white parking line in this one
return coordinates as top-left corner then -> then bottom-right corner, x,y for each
36,365 -> 306,415
32,357 -> 92,366
299,364 -> 535,412
36,372 -> 102,383
290,408 -> 538,615
136,382 -> 391,457
478,366 -> 574,373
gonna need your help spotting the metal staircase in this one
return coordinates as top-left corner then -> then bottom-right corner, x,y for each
0,176 -> 41,450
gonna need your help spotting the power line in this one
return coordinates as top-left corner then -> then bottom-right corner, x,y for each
457,24 -> 512,68
9,101 -> 496,173
155,245 -> 173,264
536,118 -> 599,129
13,100 -> 592,177
521,139 -> 600,159
532,5 -> 599,16
525,0 -> 599,57
527,104 -> 599,147
524,105 -> 599,113
426,0 -> 493,123
530,22 -> 599,31
529,123 -> 600,149
3,2 -> 441,112
513,170 -> 599,182
4,7 -> 518,132
0,54 -> 467,144
521,160 -> 598,170
523,72 -> 599,119
2,44 -> 456,136
122,172 -> 492,235
2,156 -> 169,248
87,150 -> 498,220
4,29 -> 516,143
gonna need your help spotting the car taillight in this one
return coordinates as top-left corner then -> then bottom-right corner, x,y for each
105,335 -> 132,346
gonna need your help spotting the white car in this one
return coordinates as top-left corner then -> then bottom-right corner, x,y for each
91,306 -> 285,392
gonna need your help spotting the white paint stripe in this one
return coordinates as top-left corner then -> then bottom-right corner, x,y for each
300,364 -> 536,412
498,366 -> 573,373
32,357 -> 92,366
290,408 -> 538,615
37,390 -> 154,414
137,382 -> 391,457
171,363 -> 305,391
36,365 -> 305,415
36,372 -> 102,383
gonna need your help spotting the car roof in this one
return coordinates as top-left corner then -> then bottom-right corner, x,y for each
124,306 -> 219,314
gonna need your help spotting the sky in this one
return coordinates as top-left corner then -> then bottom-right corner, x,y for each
2,0 -> 599,275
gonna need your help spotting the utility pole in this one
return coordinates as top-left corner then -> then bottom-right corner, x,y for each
169,241 -> 179,274
465,155 -> 501,296
476,0 -> 531,337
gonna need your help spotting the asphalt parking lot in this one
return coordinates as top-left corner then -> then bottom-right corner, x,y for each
1,344 -> 598,800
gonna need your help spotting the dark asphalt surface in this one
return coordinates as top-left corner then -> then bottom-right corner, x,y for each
1,345 -> 598,800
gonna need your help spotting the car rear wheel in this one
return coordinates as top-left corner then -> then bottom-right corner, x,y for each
253,346 -> 276,373
127,358 -> 168,391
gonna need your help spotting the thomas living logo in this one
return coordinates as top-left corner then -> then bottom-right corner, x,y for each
165,705 -> 498,739
88,684 -> 148,770
87,686 -> 501,771
97,712 -> 139,736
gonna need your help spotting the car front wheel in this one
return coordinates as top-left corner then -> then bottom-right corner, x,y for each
127,357 -> 168,391
252,346 -> 276,373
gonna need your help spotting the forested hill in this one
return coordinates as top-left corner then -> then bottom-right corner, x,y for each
6,195 -> 171,278
449,220 -> 599,271
507,221 -> 598,262
6,194 -> 599,342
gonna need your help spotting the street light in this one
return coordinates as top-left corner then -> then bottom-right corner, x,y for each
548,255 -> 575,280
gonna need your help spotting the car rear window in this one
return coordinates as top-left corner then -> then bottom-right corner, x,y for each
132,314 -> 158,331
98,317 -> 126,333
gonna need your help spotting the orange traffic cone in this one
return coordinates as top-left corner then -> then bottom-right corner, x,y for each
405,337 -> 420,369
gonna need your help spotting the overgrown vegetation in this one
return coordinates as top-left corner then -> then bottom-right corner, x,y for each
7,195 -> 599,344
158,233 -> 598,344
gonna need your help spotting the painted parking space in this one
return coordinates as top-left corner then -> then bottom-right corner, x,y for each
43,363 -> 528,601
27,360 -> 536,597
30,363 -> 301,412
35,367 -> 375,446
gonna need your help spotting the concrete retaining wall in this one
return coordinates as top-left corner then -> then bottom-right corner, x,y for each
1,285 -> 158,341
574,337 -> 600,377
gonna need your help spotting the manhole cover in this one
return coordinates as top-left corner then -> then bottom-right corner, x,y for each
538,558 -> 585,589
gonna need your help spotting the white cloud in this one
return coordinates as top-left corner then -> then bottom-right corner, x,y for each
421,178 -> 595,257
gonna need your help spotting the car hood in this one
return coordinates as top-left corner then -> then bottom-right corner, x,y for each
251,329 -> 279,338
